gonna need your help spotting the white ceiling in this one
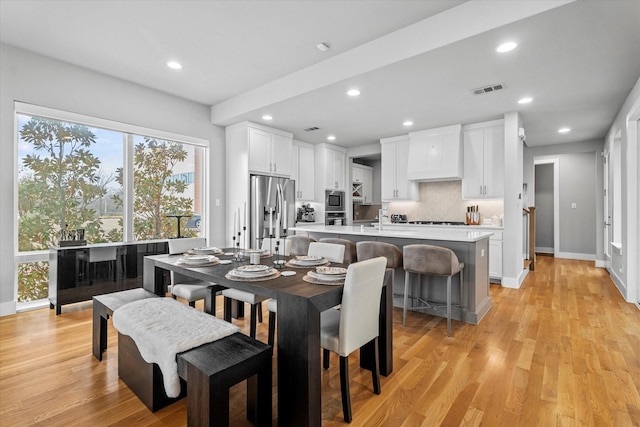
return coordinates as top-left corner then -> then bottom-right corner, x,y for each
1,0 -> 639,148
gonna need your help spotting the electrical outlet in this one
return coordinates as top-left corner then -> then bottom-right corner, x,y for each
481,248 -> 485,257
215,199 -> 220,206
571,202 -> 577,209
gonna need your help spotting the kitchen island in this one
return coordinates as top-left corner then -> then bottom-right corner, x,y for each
290,224 -> 493,324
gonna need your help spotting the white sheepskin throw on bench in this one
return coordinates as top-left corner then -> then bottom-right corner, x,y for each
112,297 -> 240,397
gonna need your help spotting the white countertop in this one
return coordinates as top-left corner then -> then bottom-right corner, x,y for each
290,224 -> 493,243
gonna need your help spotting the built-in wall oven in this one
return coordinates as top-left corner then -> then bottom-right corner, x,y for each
325,190 -> 345,212
325,190 -> 345,225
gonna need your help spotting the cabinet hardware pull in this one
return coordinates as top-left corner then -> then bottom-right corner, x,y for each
484,185 -> 487,195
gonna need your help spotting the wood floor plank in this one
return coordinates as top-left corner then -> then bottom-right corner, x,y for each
1,257 -> 640,425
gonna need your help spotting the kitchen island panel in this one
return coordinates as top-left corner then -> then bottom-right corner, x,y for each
295,225 -> 491,325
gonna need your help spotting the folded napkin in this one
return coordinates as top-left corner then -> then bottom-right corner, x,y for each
112,298 -> 239,397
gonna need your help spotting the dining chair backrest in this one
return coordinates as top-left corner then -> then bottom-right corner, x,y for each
168,237 -> 207,255
261,238 -> 292,256
168,237 -> 207,286
319,238 -> 357,263
337,257 -> 387,356
287,235 -> 316,256
308,242 -> 345,263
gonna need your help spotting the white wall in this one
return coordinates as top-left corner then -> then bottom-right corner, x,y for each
0,43 -> 226,315
501,112 -> 525,288
603,75 -> 640,303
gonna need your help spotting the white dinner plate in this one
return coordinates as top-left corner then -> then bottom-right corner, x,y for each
315,266 -> 347,275
236,264 -> 270,273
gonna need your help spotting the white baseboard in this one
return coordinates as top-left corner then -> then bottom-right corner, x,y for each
535,246 -> 554,254
609,269 -> 627,300
595,259 -> 606,268
556,252 -> 596,261
0,301 -> 17,317
501,268 -> 528,289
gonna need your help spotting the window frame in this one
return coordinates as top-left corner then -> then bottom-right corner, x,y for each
13,102 -> 209,307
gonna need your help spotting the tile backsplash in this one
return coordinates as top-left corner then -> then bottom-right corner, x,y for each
387,180 -> 503,224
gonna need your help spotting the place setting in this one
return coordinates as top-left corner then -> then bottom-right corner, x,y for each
285,255 -> 330,268
225,263 -> 280,281
303,266 -> 347,286
186,246 -> 223,256
176,254 -> 220,267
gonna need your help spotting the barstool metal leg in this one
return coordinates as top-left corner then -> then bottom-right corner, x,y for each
446,276 -> 452,337
403,272 -> 410,326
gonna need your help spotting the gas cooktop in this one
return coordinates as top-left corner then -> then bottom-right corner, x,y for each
408,221 -> 467,226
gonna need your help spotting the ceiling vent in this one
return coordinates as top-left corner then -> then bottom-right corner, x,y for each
473,83 -> 505,95
304,126 -> 320,132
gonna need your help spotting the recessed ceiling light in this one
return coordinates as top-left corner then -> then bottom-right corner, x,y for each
496,42 -> 517,53
403,121 -> 414,127
262,115 -> 273,121
347,89 -> 360,97
166,61 -> 182,70
327,135 -> 336,141
518,97 -> 533,104
558,127 -> 571,134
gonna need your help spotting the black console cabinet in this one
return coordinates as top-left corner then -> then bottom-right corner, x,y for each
49,241 -> 169,314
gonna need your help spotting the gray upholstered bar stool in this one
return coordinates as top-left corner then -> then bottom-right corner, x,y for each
319,237 -> 357,263
286,235 -> 316,256
355,241 -> 402,376
402,244 -> 464,336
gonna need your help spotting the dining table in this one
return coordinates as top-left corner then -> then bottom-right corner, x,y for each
142,248 -> 393,427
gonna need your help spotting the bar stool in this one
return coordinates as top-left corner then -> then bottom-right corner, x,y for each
402,244 -> 464,336
355,241 -> 402,376
286,235 -> 316,256
319,238 -> 357,263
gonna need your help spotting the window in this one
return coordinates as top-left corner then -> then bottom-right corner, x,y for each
15,103 -> 208,305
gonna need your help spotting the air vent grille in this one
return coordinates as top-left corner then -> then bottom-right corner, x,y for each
304,126 -> 320,132
473,83 -> 504,95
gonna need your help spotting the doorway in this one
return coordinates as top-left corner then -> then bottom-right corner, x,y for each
534,159 -> 559,257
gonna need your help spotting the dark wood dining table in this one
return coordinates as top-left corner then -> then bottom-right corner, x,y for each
143,250 -> 392,427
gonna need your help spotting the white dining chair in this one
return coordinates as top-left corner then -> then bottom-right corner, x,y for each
307,241 -> 345,263
320,256 -> 387,422
267,241 -> 346,345
168,237 -> 222,314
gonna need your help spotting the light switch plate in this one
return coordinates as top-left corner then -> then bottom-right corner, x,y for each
571,202 -> 577,209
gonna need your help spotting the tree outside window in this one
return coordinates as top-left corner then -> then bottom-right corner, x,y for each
16,114 -> 203,303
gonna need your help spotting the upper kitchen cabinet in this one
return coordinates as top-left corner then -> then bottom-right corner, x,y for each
292,140 -> 314,201
407,124 -> 463,181
462,119 -> 504,199
227,121 -> 293,177
352,163 -> 373,204
380,135 -> 418,201
315,143 -> 346,193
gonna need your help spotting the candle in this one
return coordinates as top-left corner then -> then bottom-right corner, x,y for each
275,214 -> 280,239
269,210 -> 273,235
233,211 -> 237,238
283,201 -> 287,229
243,202 -> 247,229
237,208 -> 241,234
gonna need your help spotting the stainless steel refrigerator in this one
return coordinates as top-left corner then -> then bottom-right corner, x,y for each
249,174 -> 295,249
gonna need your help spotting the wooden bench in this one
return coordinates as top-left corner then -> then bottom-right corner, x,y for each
93,288 -> 158,361
118,330 -> 272,425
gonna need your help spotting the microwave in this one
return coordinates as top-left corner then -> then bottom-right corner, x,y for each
325,190 -> 345,212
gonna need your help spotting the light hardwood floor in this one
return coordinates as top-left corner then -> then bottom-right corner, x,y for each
1,256 -> 640,426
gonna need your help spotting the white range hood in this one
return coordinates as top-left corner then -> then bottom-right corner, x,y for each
407,124 -> 463,181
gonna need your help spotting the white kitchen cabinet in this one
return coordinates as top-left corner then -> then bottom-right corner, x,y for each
380,135 -> 418,201
407,124 -> 463,181
462,120 -> 504,199
352,163 -> 373,204
292,140 -> 314,201
489,230 -> 503,279
315,143 -> 346,194
225,121 -> 293,246
244,124 -> 292,177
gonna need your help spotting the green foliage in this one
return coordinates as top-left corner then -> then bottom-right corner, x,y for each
115,137 -> 196,240
18,116 -> 107,250
17,262 -> 49,302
